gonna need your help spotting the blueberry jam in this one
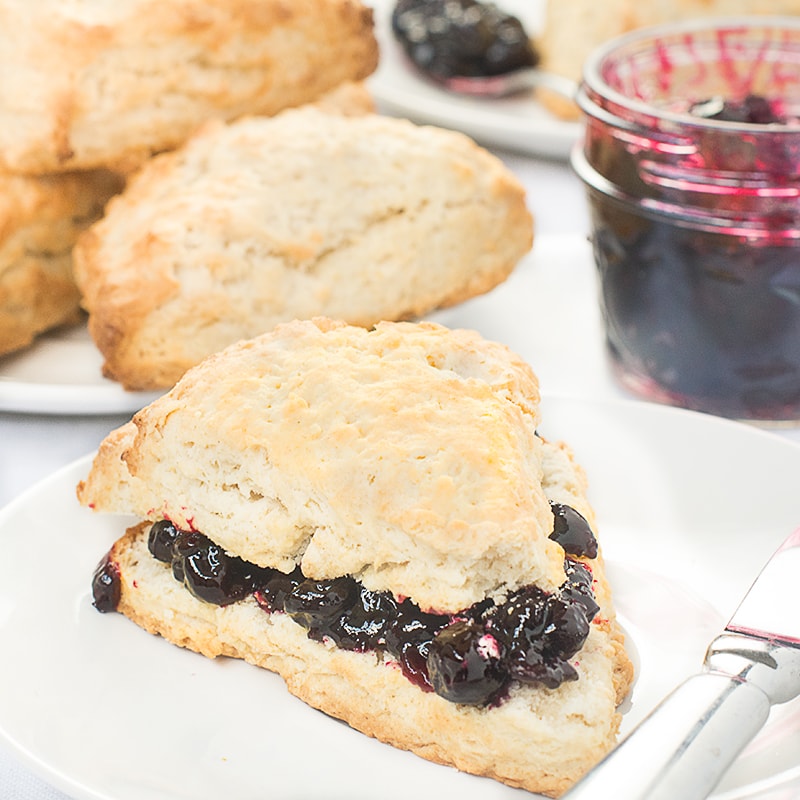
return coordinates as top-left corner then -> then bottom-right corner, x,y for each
93,500 -> 600,706
426,620 -> 507,704
575,22 -> 800,422
549,503 -> 597,559
688,95 -> 788,125
91,554 -> 121,613
391,0 -> 538,81
587,199 -> 800,421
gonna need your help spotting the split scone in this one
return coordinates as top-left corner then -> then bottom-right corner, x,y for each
0,169 -> 125,357
73,109 -> 533,392
538,0 -> 800,119
0,0 -> 378,175
78,318 -> 633,798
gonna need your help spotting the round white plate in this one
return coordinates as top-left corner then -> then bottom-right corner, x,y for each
0,324 -> 162,415
1,397 -> 799,799
366,0 -> 581,159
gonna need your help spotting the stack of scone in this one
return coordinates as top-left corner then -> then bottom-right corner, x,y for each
0,0 -> 379,358
79,317 -> 634,798
539,0 -> 800,118
73,107 -> 533,390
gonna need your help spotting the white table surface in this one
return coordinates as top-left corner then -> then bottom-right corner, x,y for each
1,136 -> 799,800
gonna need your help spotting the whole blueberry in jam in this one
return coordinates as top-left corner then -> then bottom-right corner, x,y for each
284,576 -> 359,630
171,531 -> 253,606
426,620 -> 509,705
549,502 -> 598,558
147,519 -> 180,563
92,554 -> 121,613
326,586 -> 399,651
385,601 -> 449,691
561,559 -> 600,619
254,566 -> 303,612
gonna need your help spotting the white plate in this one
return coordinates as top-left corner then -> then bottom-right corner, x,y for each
1,397 -> 800,800
366,0 -> 581,159
0,324 -> 162,415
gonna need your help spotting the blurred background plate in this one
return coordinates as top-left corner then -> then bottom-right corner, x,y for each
0,324 -> 161,415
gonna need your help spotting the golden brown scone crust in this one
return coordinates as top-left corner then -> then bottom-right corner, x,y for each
105,521 -> 630,798
538,0 -> 800,119
73,109 -> 533,391
78,318 -> 564,612
0,0 -> 378,175
0,169 -> 124,356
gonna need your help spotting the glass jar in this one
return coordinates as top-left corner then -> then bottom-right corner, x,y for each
572,17 -> 800,423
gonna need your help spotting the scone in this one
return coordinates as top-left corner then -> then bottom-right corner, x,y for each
0,169 -> 125,357
0,0 -> 378,175
73,109 -> 533,392
77,318 -> 633,798
538,0 -> 800,119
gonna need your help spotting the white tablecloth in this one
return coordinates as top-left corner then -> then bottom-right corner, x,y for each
1,144 -> 798,800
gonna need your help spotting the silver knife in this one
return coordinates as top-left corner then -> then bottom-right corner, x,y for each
563,527 -> 800,800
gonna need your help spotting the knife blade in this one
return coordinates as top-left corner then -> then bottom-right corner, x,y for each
563,527 -> 800,800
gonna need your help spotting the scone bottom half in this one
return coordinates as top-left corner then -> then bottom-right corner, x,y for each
93,502 -> 601,708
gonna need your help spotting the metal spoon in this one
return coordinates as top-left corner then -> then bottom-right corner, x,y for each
436,67 -> 578,101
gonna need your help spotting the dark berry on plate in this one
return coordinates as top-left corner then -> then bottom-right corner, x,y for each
391,0 -> 538,81
92,554 -> 121,613
284,576 -> 358,629
171,531 -> 252,606
147,519 -> 180,563
427,619 -> 509,705
549,502 -> 598,558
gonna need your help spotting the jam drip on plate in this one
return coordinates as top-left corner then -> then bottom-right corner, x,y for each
92,502 -> 600,707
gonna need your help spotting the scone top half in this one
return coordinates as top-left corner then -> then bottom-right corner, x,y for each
78,318 -> 566,613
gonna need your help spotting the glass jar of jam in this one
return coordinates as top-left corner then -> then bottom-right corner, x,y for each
571,18 -> 800,423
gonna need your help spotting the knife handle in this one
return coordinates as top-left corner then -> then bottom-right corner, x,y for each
562,671 -> 771,800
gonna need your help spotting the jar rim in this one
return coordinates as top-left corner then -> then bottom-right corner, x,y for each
571,145 -> 800,241
581,15 -> 800,133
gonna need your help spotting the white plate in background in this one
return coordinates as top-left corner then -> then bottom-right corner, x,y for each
0,324 -> 162,415
0,396 -> 799,800
366,0 -> 581,159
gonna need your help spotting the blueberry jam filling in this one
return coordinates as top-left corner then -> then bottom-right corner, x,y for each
384,600 -> 450,691
549,502 -> 598,559
91,554 -> 121,613
391,0 -> 539,81
92,500 -> 599,706
426,619 -> 507,704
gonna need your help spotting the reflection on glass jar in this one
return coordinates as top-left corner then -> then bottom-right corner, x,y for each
572,17 -> 800,423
